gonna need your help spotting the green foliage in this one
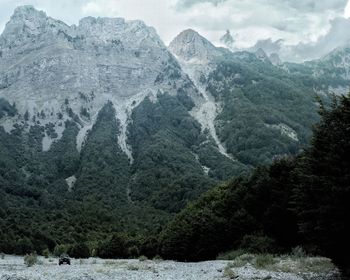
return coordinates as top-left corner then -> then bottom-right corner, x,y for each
138,255 -> 148,261
217,249 -> 246,260
128,94 -> 217,212
239,234 -> 276,254
294,94 -> 350,271
42,248 -> 50,258
159,158 -> 299,261
253,254 -> 276,269
75,101 -> 130,206
207,58 -> 319,166
53,245 -> 68,257
290,246 -> 308,259
80,107 -> 90,119
24,253 -> 38,267
98,233 -> 138,259
0,98 -> 17,118
69,243 -> 90,259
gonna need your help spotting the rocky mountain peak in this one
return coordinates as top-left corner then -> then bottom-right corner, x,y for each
4,5 -> 49,34
269,53 -> 282,65
255,48 -> 270,62
12,5 -> 46,18
169,29 -> 221,63
0,6 -> 70,55
77,16 -> 163,48
0,6 -> 164,56
220,30 -> 234,49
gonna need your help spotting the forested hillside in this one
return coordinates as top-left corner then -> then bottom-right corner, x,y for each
159,94 -> 350,274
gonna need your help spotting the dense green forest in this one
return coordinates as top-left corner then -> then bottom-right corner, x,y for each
208,55 -> 320,166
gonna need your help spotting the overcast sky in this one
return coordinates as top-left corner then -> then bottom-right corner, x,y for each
1,0 -> 350,61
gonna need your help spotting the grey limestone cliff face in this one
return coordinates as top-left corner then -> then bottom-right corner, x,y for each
169,29 -> 222,63
0,6 -> 198,159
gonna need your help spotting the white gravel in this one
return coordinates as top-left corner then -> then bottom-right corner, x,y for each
0,255 -> 341,280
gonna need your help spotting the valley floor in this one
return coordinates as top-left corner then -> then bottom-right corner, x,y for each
0,255 -> 342,280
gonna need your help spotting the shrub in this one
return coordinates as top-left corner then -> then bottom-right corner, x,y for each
230,253 -> 255,267
24,253 -> 38,267
138,255 -> 148,261
240,235 -> 276,254
98,234 -> 126,258
153,255 -> 163,261
53,244 -> 68,257
91,248 -> 97,257
217,249 -> 246,260
42,248 -> 50,258
223,264 -> 236,279
290,246 -> 307,259
127,245 -> 140,258
253,254 -> 275,269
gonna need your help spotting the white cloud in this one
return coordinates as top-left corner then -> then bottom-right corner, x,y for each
345,0 -> 350,17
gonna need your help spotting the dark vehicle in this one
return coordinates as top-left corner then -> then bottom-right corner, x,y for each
59,254 -> 71,265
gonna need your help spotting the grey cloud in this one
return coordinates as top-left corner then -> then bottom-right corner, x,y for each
287,17 -> 350,61
175,0 -> 348,13
279,0 -> 348,12
175,0 -> 227,10
253,17 -> 350,62
248,38 -> 284,55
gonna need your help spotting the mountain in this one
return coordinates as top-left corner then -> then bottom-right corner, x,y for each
269,53 -> 282,66
284,46 -> 350,96
0,7 -> 243,252
1,6 -> 350,254
169,30 -> 325,167
220,30 -> 234,49
0,5 -> 199,156
168,29 -> 223,63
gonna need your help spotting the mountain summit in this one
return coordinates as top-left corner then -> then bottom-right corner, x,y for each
169,29 -> 221,62
220,30 -> 234,49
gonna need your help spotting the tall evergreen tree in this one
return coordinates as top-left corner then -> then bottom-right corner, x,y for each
294,94 -> 350,271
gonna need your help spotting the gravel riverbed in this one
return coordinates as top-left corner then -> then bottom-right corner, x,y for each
0,255 -> 342,280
